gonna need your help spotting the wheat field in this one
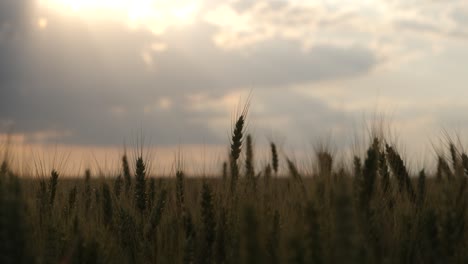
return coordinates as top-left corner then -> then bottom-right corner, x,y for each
1,115 -> 467,264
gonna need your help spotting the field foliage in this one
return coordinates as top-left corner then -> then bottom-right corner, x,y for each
1,114 -> 468,263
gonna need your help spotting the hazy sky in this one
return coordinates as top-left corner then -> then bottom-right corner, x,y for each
2,0 -> 468,172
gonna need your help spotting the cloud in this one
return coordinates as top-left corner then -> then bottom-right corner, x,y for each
2,0 -> 468,152
452,6 -> 468,26
203,1 -> 356,50
0,1 -> 32,28
0,1 -> 381,147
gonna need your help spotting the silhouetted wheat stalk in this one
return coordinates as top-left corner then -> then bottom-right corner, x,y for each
286,158 -> 306,195
230,116 -> 246,193
245,134 -> 255,183
270,142 -> 279,175
176,169 -> 186,216
385,144 -> 415,202
229,98 -> 250,193
84,169 -> 91,212
49,170 -> 59,207
417,170 -> 426,208
122,154 -> 132,194
134,157 -> 147,213
146,187 -> 167,240
200,181 -> 216,264
101,182 -> 113,226
114,174 -> 122,198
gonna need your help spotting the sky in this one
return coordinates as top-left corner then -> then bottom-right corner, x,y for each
1,0 -> 468,174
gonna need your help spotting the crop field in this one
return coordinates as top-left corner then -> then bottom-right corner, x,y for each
1,113 -> 468,264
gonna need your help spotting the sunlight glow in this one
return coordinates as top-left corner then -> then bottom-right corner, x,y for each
37,17 -> 48,29
38,0 -> 200,34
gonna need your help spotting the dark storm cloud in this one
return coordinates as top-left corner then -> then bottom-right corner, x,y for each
0,3 -> 379,146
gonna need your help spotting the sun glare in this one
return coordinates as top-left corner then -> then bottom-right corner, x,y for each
38,0 -> 200,31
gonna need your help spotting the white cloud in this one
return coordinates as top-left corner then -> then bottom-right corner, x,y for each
202,0 -> 468,71
39,0 -> 202,34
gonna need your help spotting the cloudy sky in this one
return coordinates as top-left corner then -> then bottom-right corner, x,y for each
1,0 -> 468,173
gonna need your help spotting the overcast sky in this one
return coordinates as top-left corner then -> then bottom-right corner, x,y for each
2,0 -> 468,172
